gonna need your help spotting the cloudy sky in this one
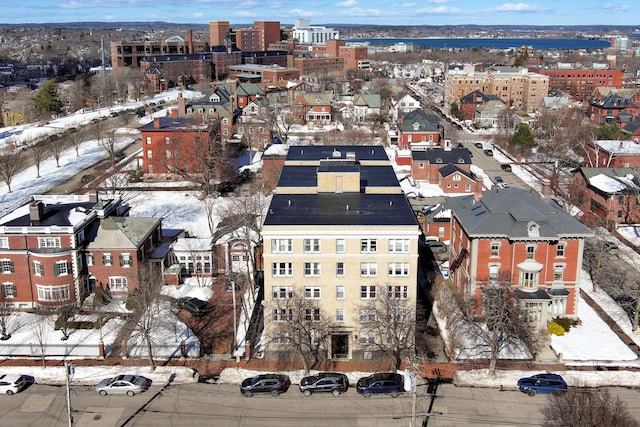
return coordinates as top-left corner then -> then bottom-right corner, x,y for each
1,1 -> 637,26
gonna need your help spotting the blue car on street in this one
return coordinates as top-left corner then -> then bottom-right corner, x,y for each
517,373 -> 567,396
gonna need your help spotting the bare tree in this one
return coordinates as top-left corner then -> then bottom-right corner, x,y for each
28,143 -> 47,178
358,284 -> 417,370
271,292 -> 334,373
32,315 -> 52,368
55,305 -> 76,341
583,234 -> 616,293
542,388 -> 639,427
69,130 -> 83,157
0,150 -> 24,193
128,263 -> 165,370
437,277 -> 540,376
0,302 -> 15,340
100,129 -> 118,166
47,136 -> 65,168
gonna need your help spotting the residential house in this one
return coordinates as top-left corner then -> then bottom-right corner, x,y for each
261,145 -> 421,361
169,237 -> 214,281
396,109 -> 444,150
623,118 -> 640,143
474,100 -> 507,128
571,167 -> 640,226
212,214 -> 262,280
291,92 -> 333,125
446,188 -> 593,328
587,88 -> 640,124
410,145 -> 482,195
235,99 -> 271,151
583,139 -> 640,168
390,93 -> 421,123
459,90 -> 500,122
0,193 -> 168,309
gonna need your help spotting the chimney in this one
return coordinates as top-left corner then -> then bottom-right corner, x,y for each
89,190 -> 99,204
171,108 -> 179,119
541,178 -> 551,200
29,200 -> 44,223
153,118 -> 161,128
178,92 -> 186,115
188,29 -> 194,54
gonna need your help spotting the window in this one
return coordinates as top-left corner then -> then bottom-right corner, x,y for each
526,245 -> 535,260
389,239 -> 409,253
145,136 -> 151,144
520,271 -> 538,289
146,150 -> 153,159
109,277 -> 128,292
556,243 -> 566,257
336,286 -> 345,300
490,242 -> 500,257
361,239 -> 377,253
359,309 -> 377,323
336,262 -> 344,276
0,238 -> 8,249
360,262 -> 377,277
38,237 -> 61,248
304,262 -> 321,277
387,285 -> 408,299
272,239 -> 292,253
165,150 -> 171,159
489,264 -> 499,281
272,262 -> 293,277
33,260 -> 44,276
360,285 -> 377,299
438,227 -> 445,238
388,263 -> 409,276
553,264 -> 565,282
336,309 -> 345,322
359,332 -> 375,345
165,136 -> 170,144
336,239 -> 345,253
272,308 -> 293,322
102,254 -> 113,266
0,260 -> 14,274
272,286 -> 293,300
54,261 -> 69,276
37,284 -> 70,302
304,308 -> 320,322
525,302 -> 543,323
2,282 -> 16,298
119,254 -> 132,267
85,254 -> 94,266
304,286 -> 321,299
303,238 -> 320,253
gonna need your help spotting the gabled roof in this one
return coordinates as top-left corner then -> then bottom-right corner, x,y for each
236,83 -> 265,97
293,92 -> 333,106
576,167 -> 640,195
398,109 -> 441,133
354,94 -> 381,108
445,187 -> 593,239
623,118 -> 640,135
412,147 -> 471,164
86,216 -> 162,250
439,164 -> 473,180
589,92 -> 638,110
460,90 -> 499,104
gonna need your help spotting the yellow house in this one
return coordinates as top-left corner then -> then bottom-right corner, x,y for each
262,145 -> 421,362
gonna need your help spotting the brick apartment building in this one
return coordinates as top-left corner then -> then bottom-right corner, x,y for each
583,139 -> 640,168
111,32 -> 208,68
537,66 -> 624,102
0,194 -> 168,310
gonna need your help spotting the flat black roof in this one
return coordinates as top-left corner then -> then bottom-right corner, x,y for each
264,193 -> 418,227
277,165 -> 400,188
286,145 -> 389,162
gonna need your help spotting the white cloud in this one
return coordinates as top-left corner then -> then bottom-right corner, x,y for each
336,0 -> 358,7
427,0 -> 449,3
415,6 -> 461,14
494,2 -> 543,12
288,8 -> 323,17
401,2 -> 416,7
603,4 -> 631,13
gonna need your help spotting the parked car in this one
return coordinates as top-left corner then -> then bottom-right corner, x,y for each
517,373 -> 567,396
299,372 -> 349,397
494,176 -> 509,188
356,373 -> 405,398
500,163 -> 512,172
484,149 -> 494,156
0,374 -> 28,395
176,297 -> 211,316
474,142 -> 484,149
603,241 -> 619,252
426,240 -> 447,254
96,374 -> 151,396
240,374 -> 291,397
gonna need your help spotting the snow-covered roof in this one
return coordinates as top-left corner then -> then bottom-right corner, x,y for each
594,139 -> 640,154
589,173 -> 628,193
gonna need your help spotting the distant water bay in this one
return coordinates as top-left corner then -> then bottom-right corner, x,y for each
347,38 -> 610,50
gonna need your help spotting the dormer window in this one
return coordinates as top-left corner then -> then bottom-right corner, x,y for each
435,158 -> 442,164
458,158 -> 465,163
527,222 -> 539,237
412,122 -> 421,130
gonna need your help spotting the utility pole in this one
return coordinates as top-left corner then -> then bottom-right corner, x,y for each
65,361 -> 75,427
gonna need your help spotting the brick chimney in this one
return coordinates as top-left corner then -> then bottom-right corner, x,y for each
171,108 -> 179,119
153,118 -> 161,128
178,92 -> 186,115
188,29 -> 194,54
29,200 -> 44,223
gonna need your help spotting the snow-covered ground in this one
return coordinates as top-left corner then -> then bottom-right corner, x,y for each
2,90 -> 640,389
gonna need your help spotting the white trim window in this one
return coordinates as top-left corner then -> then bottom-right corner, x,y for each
272,308 -> 293,322
33,260 -> 44,276
360,239 -> 377,253
2,282 -> 16,298
336,286 -> 345,300
304,308 -> 320,322
272,286 -> 293,300
272,262 -> 293,277
553,264 -> 565,282
490,242 -> 500,257
336,262 -> 344,277
336,309 -> 345,323
388,262 -> 409,276
303,238 -> 320,253
54,261 -> 69,276
109,277 -> 128,292
389,239 -> 409,253
556,243 -> 566,258
360,262 -> 377,277
102,254 -> 113,266
360,285 -> 377,299
273,332 -> 292,345
0,259 -> 14,274
489,264 -> 500,281
387,285 -> 408,299
359,309 -> 377,323
304,286 -> 321,299
359,331 -> 376,345
119,254 -> 133,267
86,254 -> 94,266
526,245 -> 536,260
0,238 -> 8,249
304,262 -> 321,277
38,237 -> 61,248
37,284 -> 70,302
336,239 -> 345,253
272,239 -> 292,253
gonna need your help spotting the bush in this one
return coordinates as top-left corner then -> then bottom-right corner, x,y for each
553,317 -> 573,333
548,321 -> 565,336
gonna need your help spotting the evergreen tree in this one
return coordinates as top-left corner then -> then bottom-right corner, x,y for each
32,79 -> 63,116
510,122 -> 536,149
597,122 -> 629,140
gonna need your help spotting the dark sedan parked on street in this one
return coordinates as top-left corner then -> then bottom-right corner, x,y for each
356,373 -> 404,398
299,372 -> 349,397
517,373 -> 567,396
240,374 -> 291,397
